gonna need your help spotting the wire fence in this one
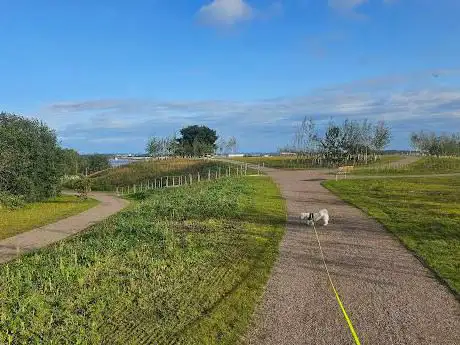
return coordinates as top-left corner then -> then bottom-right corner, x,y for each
116,163 -> 258,196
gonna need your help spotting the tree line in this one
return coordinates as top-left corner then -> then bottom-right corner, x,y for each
146,125 -> 237,157
282,117 -> 392,165
60,149 -> 110,176
410,131 -> 460,156
0,112 -> 109,206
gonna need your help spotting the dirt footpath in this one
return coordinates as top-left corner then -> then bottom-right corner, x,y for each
246,168 -> 460,345
0,192 -> 128,264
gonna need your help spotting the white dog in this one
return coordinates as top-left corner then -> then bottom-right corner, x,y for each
300,209 -> 329,226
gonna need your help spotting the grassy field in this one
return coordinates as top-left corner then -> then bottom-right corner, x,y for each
231,155 -> 403,170
324,176 -> 460,294
0,195 -> 98,241
90,159 -> 241,191
352,156 -> 460,175
0,176 -> 285,344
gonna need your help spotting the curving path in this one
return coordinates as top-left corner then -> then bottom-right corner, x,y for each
245,167 -> 460,345
0,192 -> 128,264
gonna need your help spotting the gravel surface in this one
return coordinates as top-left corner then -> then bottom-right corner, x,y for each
246,168 -> 460,345
0,192 -> 128,264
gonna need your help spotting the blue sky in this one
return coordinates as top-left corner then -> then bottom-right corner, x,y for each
1,0 -> 459,153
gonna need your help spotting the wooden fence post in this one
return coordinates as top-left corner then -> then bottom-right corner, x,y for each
208,169 -> 211,181
189,174 -> 193,185
218,167 -> 221,178
198,172 -> 201,182
166,176 -> 169,187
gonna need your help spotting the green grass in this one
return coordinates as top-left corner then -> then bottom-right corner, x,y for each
324,176 -> 460,294
0,176 -> 285,344
352,156 -> 460,175
231,155 -> 403,170
90,159 -> 240,191
0,195 -> 98,241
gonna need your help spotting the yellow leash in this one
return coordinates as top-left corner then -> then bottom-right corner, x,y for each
312,222 -> 362,345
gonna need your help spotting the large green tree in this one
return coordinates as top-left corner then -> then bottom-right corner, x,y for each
176,125 -> 218,156
0,112 -> 63,201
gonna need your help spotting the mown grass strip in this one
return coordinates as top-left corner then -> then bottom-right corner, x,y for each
0,195 -> 98,241
323,176 -> 460,295
352,156 -> 460,175
0,176 -> 285,344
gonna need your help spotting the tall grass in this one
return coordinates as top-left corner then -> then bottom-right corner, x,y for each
90,159 -> 238,191
352,156 -> 460,175
231,155 -> 403,169
0,176 -> 285,344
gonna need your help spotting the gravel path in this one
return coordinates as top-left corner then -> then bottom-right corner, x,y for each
0,192 -> 128,264
246,168 -> 460,345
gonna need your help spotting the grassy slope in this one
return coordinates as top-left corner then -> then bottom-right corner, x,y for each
0,176 -> 285,344
90,159 -> 239,191
324,176 -> 460,294
232,155 -> 403,169
352,156 -> 460,175
0,195 -> 98,240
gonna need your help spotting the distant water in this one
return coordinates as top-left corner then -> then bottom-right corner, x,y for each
109,159 -> 134,168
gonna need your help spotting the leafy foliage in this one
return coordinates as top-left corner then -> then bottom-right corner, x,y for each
286,117 -> 392,166
177,125 -> 218,156
80,154 -> 110,173
0,192 -> 26,210
410,131 -> 460,156
0,112 -> 63,201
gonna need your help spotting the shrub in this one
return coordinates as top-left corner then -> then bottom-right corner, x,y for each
73,177 -> 92,199
0,192 -> 26,209
0,112 -> 63,202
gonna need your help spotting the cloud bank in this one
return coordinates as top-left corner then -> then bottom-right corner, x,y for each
197,0 -> 254,27
41,69 -> 460,152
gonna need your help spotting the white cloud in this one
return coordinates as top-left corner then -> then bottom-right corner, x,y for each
197,0 -> 253,27
328,0 -> 368,11
41,69 -> 460,151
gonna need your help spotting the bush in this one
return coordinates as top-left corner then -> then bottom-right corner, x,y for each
0,192 -> 26,209
0,112 -> 63,202
61,175 -> 82,189
73,177 -> 92,199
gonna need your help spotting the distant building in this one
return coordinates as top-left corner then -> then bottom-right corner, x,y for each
279,152 -> 296,156
228,153 -> 245,158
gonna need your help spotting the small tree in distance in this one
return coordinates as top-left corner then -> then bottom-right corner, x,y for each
372,121 -> 391,156
226,136 -> 238,154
